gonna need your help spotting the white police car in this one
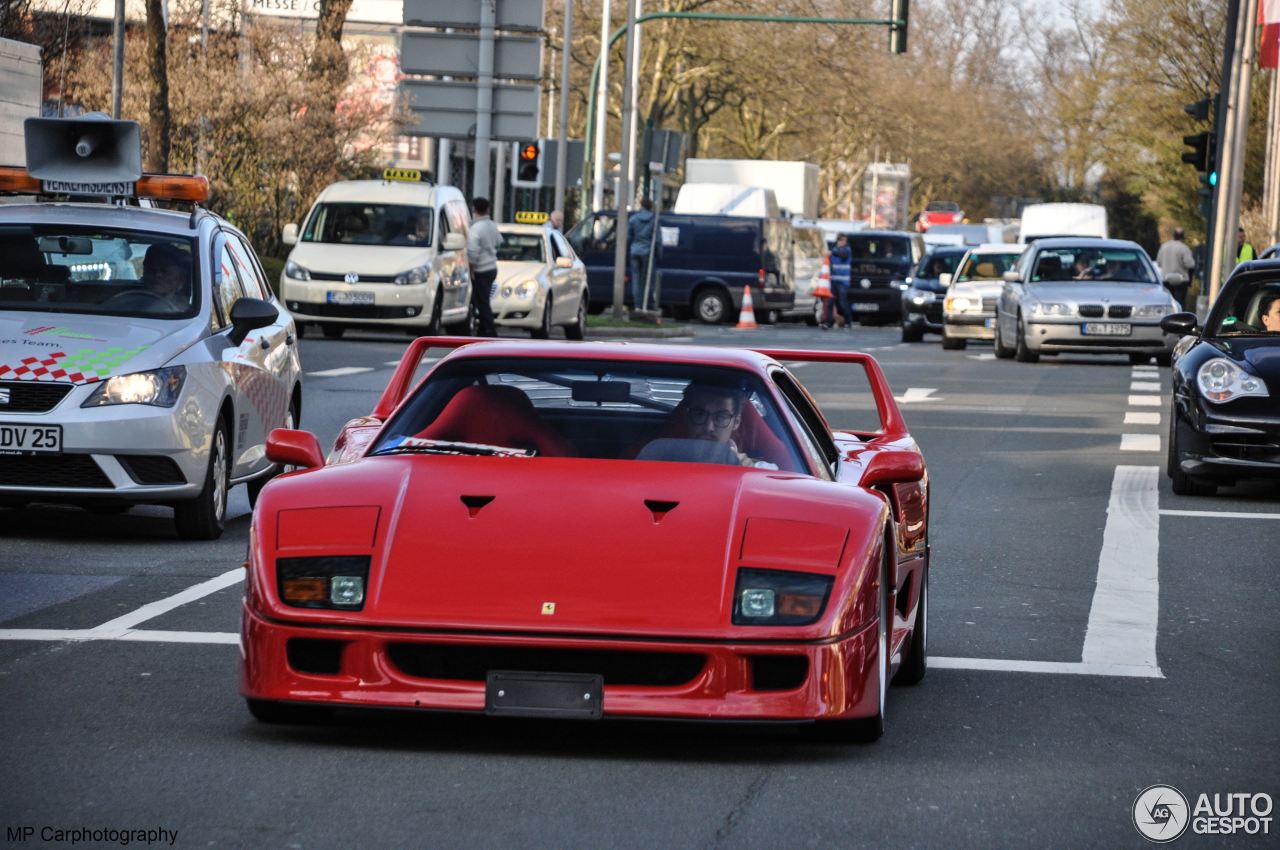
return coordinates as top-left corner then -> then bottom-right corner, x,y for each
0,116 -> 301,538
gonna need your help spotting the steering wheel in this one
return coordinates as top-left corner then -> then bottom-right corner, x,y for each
101,288 -> 171,308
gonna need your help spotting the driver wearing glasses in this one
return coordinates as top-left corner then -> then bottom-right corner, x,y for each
683,383 -> 778,469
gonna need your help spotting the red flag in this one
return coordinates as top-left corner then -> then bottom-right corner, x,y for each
1261,0 -> 1280,69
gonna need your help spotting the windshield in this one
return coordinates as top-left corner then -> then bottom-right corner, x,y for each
847,234 -> 913,263
914,251 -> 963,279
1206,279 -> 1280,336
0,225 -> 198,319
925,201 -> 961,212
302,203 -> 433,247
372,358 -> 808,472
1030,247 -> 1156,284
496,233 -> 545,263
955,251 -> 1021,282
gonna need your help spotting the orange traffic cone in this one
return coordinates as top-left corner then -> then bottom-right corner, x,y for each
735,285 -> 759,329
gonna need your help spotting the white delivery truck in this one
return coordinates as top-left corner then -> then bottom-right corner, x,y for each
1018,203 -> 1108,243
683,159 -> 820,219
0,38 -> 42,167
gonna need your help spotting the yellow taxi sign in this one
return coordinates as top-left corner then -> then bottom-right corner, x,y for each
514,210 -> 548,224
383,167 -> 424,183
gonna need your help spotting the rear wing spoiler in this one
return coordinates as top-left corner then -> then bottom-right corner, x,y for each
372,336 -> 478,420
750,348 -> 908,440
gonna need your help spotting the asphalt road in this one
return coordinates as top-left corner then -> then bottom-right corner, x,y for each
1,321 -> 1277,849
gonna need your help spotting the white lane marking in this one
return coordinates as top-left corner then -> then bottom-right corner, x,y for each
896,387 -> 938,404
1082,466 -> 1161,674
1120,433 -> 1161,452
91,569 -> 244,636
1130,381 -> 1162,393
1160,509 -> 1280,520
931,657 -> 1163,678
0,629 -> 237,644
1129,395 -> 1161,407
0,629 -> 99,641
307,366 -> 374,378
1124,411 -> 1160,425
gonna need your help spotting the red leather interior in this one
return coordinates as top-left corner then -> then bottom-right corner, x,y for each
416,385 -> 574,457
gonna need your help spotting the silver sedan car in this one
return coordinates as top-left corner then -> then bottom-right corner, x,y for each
0,195 -> 302,538
994,238 -> 1179,365
941,244 -> 1024,350
490,223 -> 588,339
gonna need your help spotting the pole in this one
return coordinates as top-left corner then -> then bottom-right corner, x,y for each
625,0 -> 642,199
196,0 -> 209,173
1266,70 -> 1280,245
610,0 -> 638,319
591,0 -> 611,213
473,0 -> 496,200
1217,0 -> 1259,303
493,140 -> 507,222
1208,0 -> 1245,305
554,0 -> 574,215
111,0 -> 125,119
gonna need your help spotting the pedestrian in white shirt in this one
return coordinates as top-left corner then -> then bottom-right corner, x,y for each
467,197 -> 502,336
1155,226 -> 1195,309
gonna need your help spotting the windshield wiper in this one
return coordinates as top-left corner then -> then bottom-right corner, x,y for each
372,438 -> 535,458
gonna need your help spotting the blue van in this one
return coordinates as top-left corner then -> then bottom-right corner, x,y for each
566,211 -> 795,323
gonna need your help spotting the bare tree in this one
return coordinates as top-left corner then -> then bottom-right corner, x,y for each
144,0 -> 170,172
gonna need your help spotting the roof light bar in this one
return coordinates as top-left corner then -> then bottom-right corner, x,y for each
0,166 -> 209,203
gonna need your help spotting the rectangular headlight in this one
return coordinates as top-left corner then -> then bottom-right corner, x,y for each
733,568 -> 833,626
277,555 -> 370,610
82,366 -> 186,408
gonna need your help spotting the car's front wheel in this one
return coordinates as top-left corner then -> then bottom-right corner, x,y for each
901,321 -> 924,343
531,293 -> 553,339
565,295 -> 587,340
1014,314 -> 1039,363
693,288 -> 731,324
940,328 -> 966,350
175,419 -> 230,540
894,565 -> 928,686
425,287 -> 443,335
993,315 -> 1014,358
1168,399 -> 1216,496
446,301 -> 478,336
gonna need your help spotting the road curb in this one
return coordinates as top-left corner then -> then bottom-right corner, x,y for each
586,324 -> 695,339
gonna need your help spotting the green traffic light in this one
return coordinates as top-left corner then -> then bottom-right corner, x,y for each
1209,171 -> 1218,187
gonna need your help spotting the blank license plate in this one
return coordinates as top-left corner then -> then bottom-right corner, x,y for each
485,670 -> 603,720
851,302 -> 878,312
0,423 -> 62,455
984,317 -> 996,329
327,290 -> 375,306
1082,322 -> 1131,336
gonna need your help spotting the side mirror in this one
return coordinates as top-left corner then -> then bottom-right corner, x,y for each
1163,271 -> 1187,286
266,428 -> 325,470
554,256 -> 574,269
282,223 -> 299,246
1160,312 -> 1199,337
939,272 -> 952,287
442,232 -> 466,252
228,297 -> 278,346
1002,270 -> 1021,283
858,450 -> 925,488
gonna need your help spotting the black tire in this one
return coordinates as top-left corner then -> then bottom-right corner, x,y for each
295,322 -> 307,339
894,565 -> 928,686
321,324 -> 345,340
812,548 -> 889,744
1129,353 -> 1152,366
993,315 -> 1014,358
901,322 -> 924,343
1014,314 -> 1039,363
246,698 -> 332,724
425,288 -> 443,336
759,309 -> 778,325
1168,400 -> 1216,496
248,395 -> 300,509
693,288 -> 731,324
175,418 -> 230,540
806,299 -> 823,326
531,294 -> 553,339
940,330 -> 966,350
446,301 -> 478,336
565,295 -> 587,340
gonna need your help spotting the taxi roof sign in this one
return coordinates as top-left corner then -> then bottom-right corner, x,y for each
514,210 -> 548,224
384,167 -> 426,183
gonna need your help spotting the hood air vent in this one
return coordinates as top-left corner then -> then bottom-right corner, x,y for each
644,499 -> 679,522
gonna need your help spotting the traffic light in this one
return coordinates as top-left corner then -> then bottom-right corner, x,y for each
1182,132 -> 1212,172
889,0 -> 909,54
1182,95 -> 1219,186
512,140 -> 544,188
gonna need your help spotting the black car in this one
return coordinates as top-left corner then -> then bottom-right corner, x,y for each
1161,260 -> 1280,496
900,245 -> 968,342
841,230 -> 924,325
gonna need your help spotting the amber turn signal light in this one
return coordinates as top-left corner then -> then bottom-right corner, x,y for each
281,577 -> 329,603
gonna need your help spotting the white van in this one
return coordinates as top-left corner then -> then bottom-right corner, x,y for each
279,170 -> 475,338
1018,203 -> 1108,243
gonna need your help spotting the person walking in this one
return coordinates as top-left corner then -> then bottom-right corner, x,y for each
825,234 -> 853,329
1237,226 -> 1257,264
467,197 -> 502,337
1155,226 -> 1195,308
627,197 -> 656,311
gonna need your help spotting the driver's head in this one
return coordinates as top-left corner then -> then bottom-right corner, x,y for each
683,383 -> 743,443
142,243 -> 191,300
1259,291 -> 1280,331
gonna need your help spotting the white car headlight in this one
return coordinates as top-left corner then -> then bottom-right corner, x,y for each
1030,302 -> 1073,317
502,280 -> 538,299
909,291 -> 936,306
1196,358 -> 1270,403
1134,303 -> 1173,318
945,295 -> 972,312
82,366 -> 187,408
394,265 -> 430,286
284,260 -> 310,281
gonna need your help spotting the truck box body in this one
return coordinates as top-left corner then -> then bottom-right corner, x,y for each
1018,203 -> 1108,243
683,159 -> 820,219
